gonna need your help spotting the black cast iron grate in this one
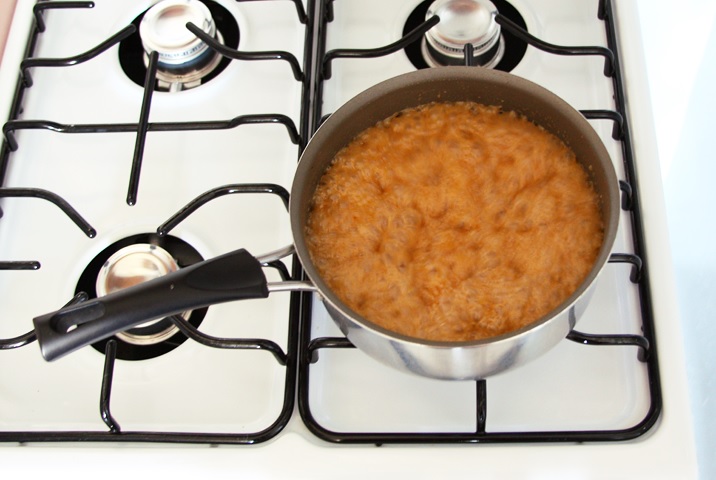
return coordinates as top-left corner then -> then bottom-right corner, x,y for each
0,0 -> 315,444
297,0 -> 663,444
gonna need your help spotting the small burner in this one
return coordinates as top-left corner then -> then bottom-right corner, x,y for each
76,234 -> 207,360
403,0 -> 527,72
119,0 -> 239,92
423,0 -> 503,68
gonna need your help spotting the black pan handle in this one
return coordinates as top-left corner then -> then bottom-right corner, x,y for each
33,248 -> 269,361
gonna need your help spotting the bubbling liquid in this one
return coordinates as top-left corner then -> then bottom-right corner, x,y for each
306,102 -> 603,342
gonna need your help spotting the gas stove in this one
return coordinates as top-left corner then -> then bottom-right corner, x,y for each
0,0 -> 698,477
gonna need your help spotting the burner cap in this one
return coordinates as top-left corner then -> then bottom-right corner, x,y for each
139,0 -> 223,91
423,0 -> 504,67
96,243 -> 187,346
77,234 -> 207,360
140,0 -> 215,67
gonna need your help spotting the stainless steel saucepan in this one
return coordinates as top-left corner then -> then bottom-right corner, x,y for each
33,67 -> 619,379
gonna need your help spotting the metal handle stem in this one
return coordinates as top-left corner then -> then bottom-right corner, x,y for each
256,244 -> 296,264
267,281 -> 317,293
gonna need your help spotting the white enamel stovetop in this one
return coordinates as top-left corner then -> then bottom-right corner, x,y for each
0,0 -> 707,478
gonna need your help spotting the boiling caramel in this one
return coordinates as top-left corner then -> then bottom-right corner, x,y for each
306,102 -> 603,342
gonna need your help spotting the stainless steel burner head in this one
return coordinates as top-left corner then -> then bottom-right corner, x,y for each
423,0 -> 504,68
139,0 -> 223,91
96,244 -> 187,346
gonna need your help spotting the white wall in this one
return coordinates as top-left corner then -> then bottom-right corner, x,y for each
636,1 -> 716,478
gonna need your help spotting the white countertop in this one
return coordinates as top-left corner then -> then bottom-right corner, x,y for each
636,0 -> 716,478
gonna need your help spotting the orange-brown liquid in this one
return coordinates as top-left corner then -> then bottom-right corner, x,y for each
306,102 -> 603,342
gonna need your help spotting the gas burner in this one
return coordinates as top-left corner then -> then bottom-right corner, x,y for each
119,0 -> 239,92
404,0 -> 527,71
140,0 -> 224,90
96,244 -> 190,346
424,0 -> 503,67
75,234 -> 207,360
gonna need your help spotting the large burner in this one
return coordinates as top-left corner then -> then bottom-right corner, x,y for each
423,0 -> 503,67
139,0 -> 224,91
403,0 -> 527,72
95,244 -> 189,346
119,0 -> 239,92
76,234 -> 207,360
